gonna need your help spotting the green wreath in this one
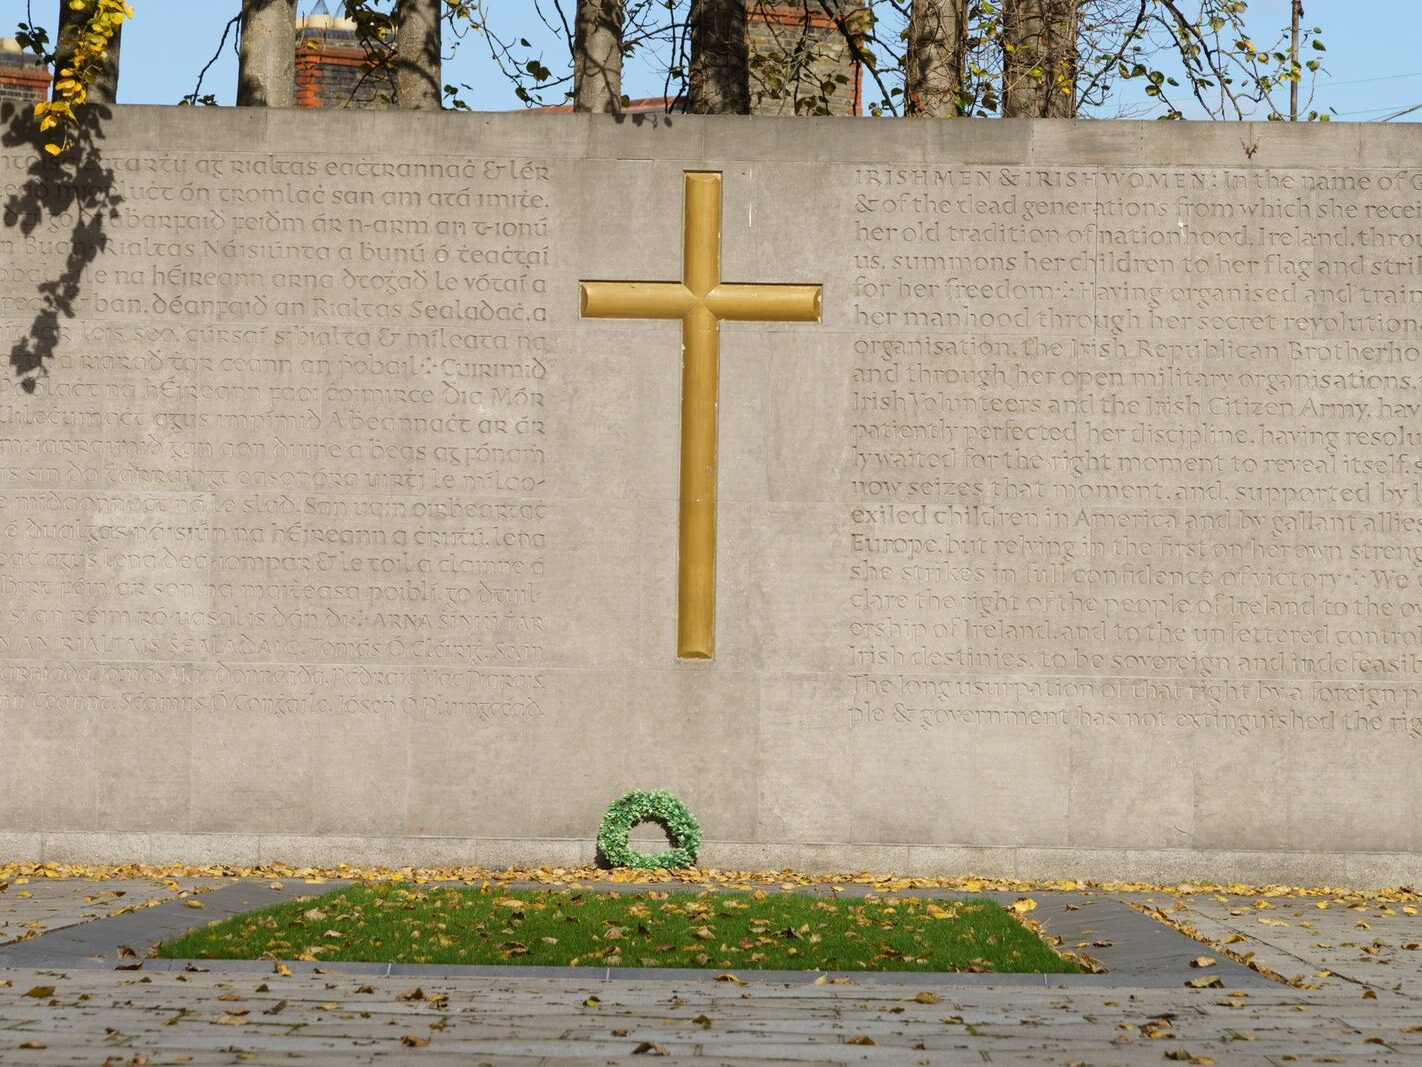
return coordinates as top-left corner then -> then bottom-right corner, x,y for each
597,790 -> 702,870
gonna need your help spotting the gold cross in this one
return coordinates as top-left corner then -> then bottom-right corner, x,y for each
580,171 -> 822,660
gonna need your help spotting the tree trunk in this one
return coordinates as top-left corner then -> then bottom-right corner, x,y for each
1002,0 -> 1078,117
905,0 -> 965,117
688,0 -> 749,114
237,0 -> 297,107
574,0 -> 624,113
396,0 -> 442,109
54,2 -> 122,105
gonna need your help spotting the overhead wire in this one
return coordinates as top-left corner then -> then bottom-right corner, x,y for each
1314,70 -> 1422,122
1374,102 -> 1422,122
1333,101 -> 1422,116
1324,69 -> 1422,87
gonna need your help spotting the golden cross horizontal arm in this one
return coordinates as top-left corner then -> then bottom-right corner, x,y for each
705,284 -> 821,322
579,281 -> 820,323
580,281 -> 696,319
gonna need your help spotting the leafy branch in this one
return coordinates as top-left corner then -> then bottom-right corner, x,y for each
33,0 -> 133,155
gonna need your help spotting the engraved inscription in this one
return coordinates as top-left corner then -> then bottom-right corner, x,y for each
5,118 -> 1422,865
844,164 -> 1422,740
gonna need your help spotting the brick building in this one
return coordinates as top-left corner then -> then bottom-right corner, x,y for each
0,38 -> 50,109
295,8 -> 396,110
747,1 -> 862,116
0,3 -> 860,116
294,1 -> 862,115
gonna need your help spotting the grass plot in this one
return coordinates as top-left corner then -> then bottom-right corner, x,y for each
158,884 -> 1080,973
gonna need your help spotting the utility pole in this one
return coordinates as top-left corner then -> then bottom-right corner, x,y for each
1290,0 -> 1303,121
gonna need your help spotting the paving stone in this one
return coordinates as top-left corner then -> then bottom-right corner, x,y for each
0,878 -> 226,947
0,967 -> 1411,1064
1148,893 -> 1422,1000
0,880 -> 1415,1062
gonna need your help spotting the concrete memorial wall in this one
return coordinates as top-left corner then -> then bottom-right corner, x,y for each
2,107 -> 1421,883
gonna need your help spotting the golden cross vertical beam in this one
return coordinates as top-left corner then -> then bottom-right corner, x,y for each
580,171 -> 822,660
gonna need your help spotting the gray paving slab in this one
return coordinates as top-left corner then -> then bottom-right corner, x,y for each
0,877 -> 229,947
0,966 -> 1412,1065
1160,891 -> 1422,1000
0,878 -> 344,968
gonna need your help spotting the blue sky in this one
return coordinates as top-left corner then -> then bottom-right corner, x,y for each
4,0 -> 1418,120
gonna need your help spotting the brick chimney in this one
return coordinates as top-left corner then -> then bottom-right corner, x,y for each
0,37 -> 51,108
747,1 -> 862,116
295,4 -> 395,110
